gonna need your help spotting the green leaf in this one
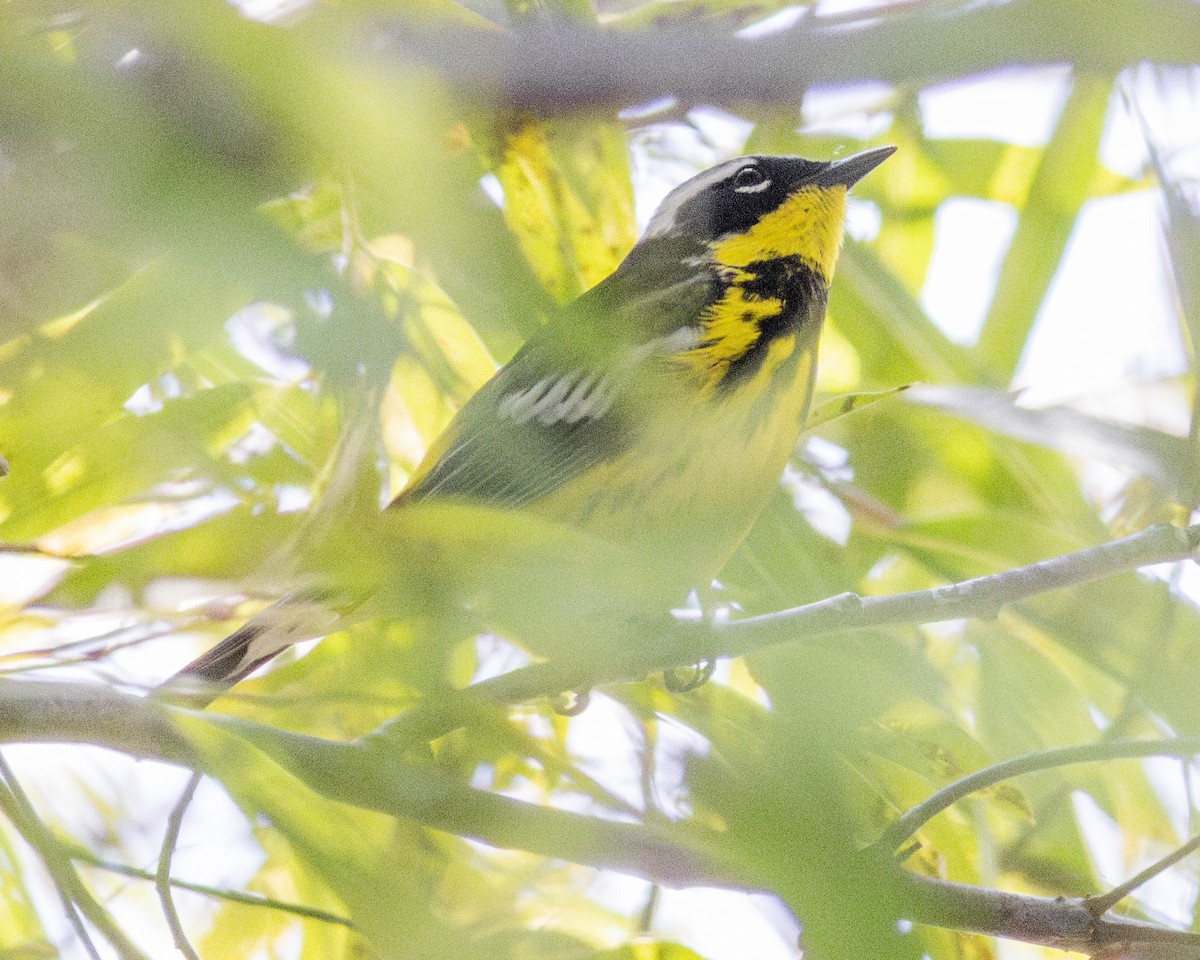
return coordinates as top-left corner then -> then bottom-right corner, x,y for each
910,383 -> 1198,499
806,384 -> 914,432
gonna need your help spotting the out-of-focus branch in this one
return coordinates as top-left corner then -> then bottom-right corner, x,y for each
375,0 -> 1200,113
0,680 -> 196,766
0,753 -> 152,960
901,872 -> 1200,959
156,773 -> 202,960
378,522 -> 1200,744
4,679 -> 1200,954
1086,832 -> 1200,917
875,737 -> 1200,853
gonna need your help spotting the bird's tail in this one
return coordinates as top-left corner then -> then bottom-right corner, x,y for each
155,592 -> 343,706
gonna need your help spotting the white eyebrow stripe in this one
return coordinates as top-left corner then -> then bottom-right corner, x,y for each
734,177 -> 772,193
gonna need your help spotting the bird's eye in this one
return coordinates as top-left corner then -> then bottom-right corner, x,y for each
732,166 -> 768,191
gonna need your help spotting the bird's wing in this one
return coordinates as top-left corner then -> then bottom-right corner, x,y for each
391,269 -> 710,511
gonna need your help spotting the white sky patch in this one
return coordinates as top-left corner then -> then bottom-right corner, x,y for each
618,95 -> 679,121
922,198 -> 1017,345
275,483 -> 313,513
1140,755 -> 1194,849
801,83 -> 894,140
689,106 -> 755,157
920,67 -> 1073,146
653,887 -> 797,960
815,0 -> 892,14
586,871 -> 653,917
781,463 -> 851,544
0,553 -> 71,605
651,718 -> 710,820
737,5 -> 806,39
1101,83 -> 1151,179
479,172 -> 504,208
564,693 -> 647,813
230,0 -> 311,23
1013,191 -> 1185,405
1110,64 -> 1200,180
845,197 -> 882,241
226,302 -> 310,382
628,107 -> 755,232
1072,789 -> 1123,887
125,370 -> 184,415
805,434 -> 852,475
1170,561 -> 1200,611
470,632 -> 531,684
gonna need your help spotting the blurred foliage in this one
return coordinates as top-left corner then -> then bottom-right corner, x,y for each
0,1 -> 1198,959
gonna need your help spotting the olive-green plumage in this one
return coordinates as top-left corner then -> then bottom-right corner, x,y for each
394,147 -> 895,602
169,146 -> 894,693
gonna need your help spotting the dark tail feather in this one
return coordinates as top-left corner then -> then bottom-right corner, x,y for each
156,594 -> 342,706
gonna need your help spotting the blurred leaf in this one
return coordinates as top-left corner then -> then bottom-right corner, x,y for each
493,117 -> 635,303
0,821 -> 50,955
910,383 -> 1199,499
834,242 -> 985,387
2,3 -> 1198,955
806,384 -> 913,432
180,716 -> 459,960
925,137 -> 1144,208
591,944 -> 710,960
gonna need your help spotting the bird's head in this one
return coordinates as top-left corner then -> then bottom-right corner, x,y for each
644,146 -> 896,283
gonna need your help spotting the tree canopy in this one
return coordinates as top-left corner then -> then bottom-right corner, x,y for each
1,2 -> 1199,959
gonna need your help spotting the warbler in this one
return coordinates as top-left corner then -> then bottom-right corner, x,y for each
168,146 -> 894,694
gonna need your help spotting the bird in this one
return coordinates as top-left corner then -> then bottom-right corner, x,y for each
162,145 -> 895,701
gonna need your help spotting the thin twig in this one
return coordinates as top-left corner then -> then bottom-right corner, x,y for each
1,759 -> 104,960
6,684 -> 1200,954
377,522 -> 1200,745
1086,832 -> 1200,917
156,772 -> 203,960
68,845 -> 354,928
0,752 -> 151,960
730,522 -> 1200,653
875,737 -> 1200,853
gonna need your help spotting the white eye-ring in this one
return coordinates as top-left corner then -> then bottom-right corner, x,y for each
733,166 -> 771,193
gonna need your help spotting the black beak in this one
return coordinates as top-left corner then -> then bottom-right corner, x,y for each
817,146 -> 896,189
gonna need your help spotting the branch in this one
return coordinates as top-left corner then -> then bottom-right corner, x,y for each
156,773 -> 202,960
1086,832 -> 1200,917
902,873 -> 1200,959
875,737 -> 1200,853
729,522 -> 1200,653
0,752 -> 152,960
374,0 -> 1200,114
4,680 -> 1200,955
378,522 -> 1200,744
67,845 -> 354,929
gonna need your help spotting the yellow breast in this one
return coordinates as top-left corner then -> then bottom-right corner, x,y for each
531,334 -> 817,600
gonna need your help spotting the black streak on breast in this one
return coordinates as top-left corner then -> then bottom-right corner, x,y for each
717,256 -> 827,388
